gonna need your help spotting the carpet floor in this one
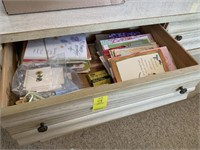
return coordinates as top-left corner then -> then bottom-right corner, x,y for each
1,94 -> 199,149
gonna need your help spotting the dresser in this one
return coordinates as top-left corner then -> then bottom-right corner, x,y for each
0,0 -> 200,145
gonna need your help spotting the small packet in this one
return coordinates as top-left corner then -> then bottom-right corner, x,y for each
87,70 -> 112,87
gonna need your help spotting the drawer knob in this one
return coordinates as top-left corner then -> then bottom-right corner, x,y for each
177,86 -> 187,94
175,35 -> 182,41
37,123 -> 48,133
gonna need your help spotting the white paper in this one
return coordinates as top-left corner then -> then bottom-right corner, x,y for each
23,39 -> 47,60
116,53 -> 165,81
45,34 -> 87,60
24,67 -> 64,92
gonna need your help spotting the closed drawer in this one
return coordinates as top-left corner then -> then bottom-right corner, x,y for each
170,30 -> 200,50
1,24 -> 200,145
167,18 -> 200,50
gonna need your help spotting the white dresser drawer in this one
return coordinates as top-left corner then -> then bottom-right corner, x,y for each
167,18 -> 200,50
171,30 -> 200,50
1,24 -> 200,145
10,88 -> 196,145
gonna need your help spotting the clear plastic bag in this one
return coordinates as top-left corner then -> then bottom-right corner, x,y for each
12,62 -> 82,100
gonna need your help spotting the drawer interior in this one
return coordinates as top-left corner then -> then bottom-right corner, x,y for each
0,24 -> 198,109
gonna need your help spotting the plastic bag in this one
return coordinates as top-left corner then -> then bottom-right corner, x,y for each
12,62 -> 82,99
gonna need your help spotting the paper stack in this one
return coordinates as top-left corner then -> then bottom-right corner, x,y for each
22,34 -> 91,73
95,31 -> 177,82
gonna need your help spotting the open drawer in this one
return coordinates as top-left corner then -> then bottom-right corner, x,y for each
1,25 -> 200,145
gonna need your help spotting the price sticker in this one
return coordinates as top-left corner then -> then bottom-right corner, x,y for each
92,96 -> 108,111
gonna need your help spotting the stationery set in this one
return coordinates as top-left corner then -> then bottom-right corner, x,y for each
95,30 -> 177,82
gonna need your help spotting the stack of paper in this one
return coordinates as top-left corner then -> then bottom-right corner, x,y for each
95,31 -> 176,82
22,34 -> 91,73
109,47 -> 176,82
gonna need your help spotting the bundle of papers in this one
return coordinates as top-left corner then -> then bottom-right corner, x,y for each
95,31 -> 177,82
109,47 -> 176,82
22,34 -> 91,73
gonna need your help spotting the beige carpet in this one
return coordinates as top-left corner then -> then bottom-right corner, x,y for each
1,94 -> 199,149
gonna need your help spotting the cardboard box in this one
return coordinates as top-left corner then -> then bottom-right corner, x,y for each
2,0 -> 125,15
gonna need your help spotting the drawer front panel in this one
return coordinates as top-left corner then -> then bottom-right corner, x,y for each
12,89 -> 194,145
3,78 -> 199,135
